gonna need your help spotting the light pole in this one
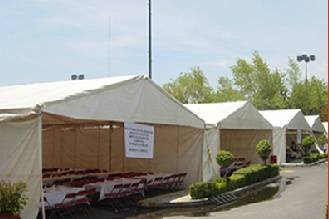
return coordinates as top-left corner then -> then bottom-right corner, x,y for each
148,0 -> 152,79
296,54 -> 316,81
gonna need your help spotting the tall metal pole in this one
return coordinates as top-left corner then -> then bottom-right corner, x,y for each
148,0 -> 152,79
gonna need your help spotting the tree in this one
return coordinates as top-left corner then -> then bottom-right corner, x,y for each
231,51 -> 288,109
255,140 -> 272,164
289,76 -> 328,120
163,67 -> 214,104
216,150 -> 234,177
213,76 -> 245,102
301,136 -> 316,155
286,58 -> 301,89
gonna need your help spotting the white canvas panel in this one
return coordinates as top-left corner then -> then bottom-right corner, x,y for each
272,127 -> 286,164
202,128 -> 219,182
305,115 -> 326,133
0,115 -> 42,219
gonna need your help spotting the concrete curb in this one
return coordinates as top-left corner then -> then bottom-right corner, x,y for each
139,175 -> 281,209
280,159 -> 327,168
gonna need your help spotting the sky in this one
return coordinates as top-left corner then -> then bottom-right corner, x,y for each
0,0 -> 327,88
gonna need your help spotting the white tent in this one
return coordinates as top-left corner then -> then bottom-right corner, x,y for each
260,109 -> 312,164
0,75 -> 205,219
305,115 -> 326,134
0,113 -> 42,219
185,101 -> 273,181
322,122 -> 328,134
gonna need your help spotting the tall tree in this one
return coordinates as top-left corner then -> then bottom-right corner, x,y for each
213,76 -> 244,102
163,67 -> 214,104
286,58 -> 302,89
231,51 -> 288,109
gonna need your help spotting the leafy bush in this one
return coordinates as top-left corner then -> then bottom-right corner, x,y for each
189,181 -> 226,199
256,140 -> 272,164
232,164 -> 279,186
317,135 -> 328,147
189,164 -> 280,199
228,174 -> 246,190
0,181 -> 28,216
304,153 -> 327,163
216,150 -> 234,169
302,136 -> 316,154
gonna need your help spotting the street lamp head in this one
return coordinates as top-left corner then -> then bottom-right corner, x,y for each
297,55 -> 303,62
310,55 -> 316,61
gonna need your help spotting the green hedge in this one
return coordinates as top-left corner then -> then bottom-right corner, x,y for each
189,164 -> 280,199
304,153 -> 328,164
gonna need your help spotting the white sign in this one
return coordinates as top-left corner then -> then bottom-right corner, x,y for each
124,122 -> 154,159
297,129 -> 302,144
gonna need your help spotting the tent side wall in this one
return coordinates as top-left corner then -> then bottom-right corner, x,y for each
219,129 -> 272,163
202,128 -> 220,182
0,115 -> 42,219
272,127 -> 287,164
42,123 -> 203,186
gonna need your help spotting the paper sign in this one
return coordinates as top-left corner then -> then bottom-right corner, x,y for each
124,122 -> 154,158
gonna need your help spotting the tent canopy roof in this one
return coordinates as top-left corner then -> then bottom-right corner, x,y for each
305,115 -> 326,133
184,101 -> 272,129
0,75 -> 204,128
260,109 -> 311,131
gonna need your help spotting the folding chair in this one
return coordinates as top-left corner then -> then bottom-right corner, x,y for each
104,184 -> 123,199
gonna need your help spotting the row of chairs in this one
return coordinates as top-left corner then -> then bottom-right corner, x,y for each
104,181 -> 144,199
44,188 -> 97,210
147,173 -> 187,190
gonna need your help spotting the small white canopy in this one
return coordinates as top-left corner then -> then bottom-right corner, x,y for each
185,100 -> 272,129
260,109 -> 311,131
305,115 -> 326,133
322,122 -> 328,134
0,75 -> 204,129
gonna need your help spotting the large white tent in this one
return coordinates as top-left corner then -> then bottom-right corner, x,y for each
0,75 -> 205,219
185,101 -> 273,181
305,115 -> 326,135
260,109 -> 312,164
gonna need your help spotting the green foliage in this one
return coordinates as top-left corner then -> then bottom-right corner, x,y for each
317,135 -> 328,147
304,153 -> 327,163
256,140 -> 272,164
163,67 -> 214,104
216,150 -> 234,169
163,52 -> 327,122
301,136 -> 316,154
189,164 -> 280,199
0,181 -> 28,216
233,164 -> 280,186
213,76 -> 245,102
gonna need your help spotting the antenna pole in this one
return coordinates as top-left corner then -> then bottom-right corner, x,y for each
148,0 -> 152,79
108,16 -> 111,76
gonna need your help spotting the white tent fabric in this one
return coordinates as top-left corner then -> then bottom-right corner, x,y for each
0,113 -> 42,219
185,101 -> 272,181
305,115 -> 326,133
202,128 -> 220,182
0,75 -> 204,129
260,109 -> 311,163
185,101 -> 272,129
0,75 -> 207,218
322,122 -> 328,134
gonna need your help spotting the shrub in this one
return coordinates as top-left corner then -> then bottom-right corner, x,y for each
302,136 -> 316,155
189,164 -> 280,199
189,181 -> 226,199
256,140 -> 272,164
228,174 -> 246,190
232,164 -> 280,186
303,153 -> 320,164
0,181 -> 28,216
317,135 -> 327,147
216,150 -> 234,169
319,153 -> 328,159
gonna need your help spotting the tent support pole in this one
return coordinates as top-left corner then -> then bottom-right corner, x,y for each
108,123 -> 112,171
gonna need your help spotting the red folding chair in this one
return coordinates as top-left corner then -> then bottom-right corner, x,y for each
54,193 -> 76,208
104,184 -> 123,199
